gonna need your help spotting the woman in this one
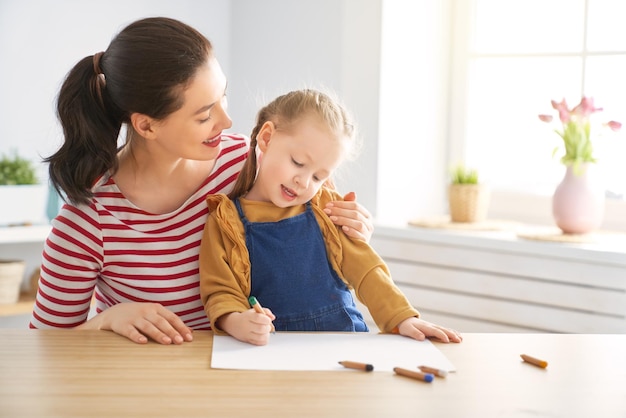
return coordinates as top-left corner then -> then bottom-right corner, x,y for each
30,17 -> 373,345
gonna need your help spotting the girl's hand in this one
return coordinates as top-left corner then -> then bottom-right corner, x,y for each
324,191 -> 374,242
396,317 -> 463,343
76,302 -> 194,345
217,309 -> 276,346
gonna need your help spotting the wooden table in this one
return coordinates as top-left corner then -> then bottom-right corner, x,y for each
1,330 -> 625,418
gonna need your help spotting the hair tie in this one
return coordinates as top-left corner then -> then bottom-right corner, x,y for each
93,51 -> 104,75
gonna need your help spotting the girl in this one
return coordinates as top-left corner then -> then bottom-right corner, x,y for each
199,89 -> 462,346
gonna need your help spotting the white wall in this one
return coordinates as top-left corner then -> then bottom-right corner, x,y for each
226,0 -> 381,213
0,0 -> 383,220
377,0 -> 450,224
225,0 -> 450,224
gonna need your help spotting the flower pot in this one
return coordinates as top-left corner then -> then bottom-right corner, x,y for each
552,164 -> 605,235
448,184 -> 490,223
0,259 -> 25,305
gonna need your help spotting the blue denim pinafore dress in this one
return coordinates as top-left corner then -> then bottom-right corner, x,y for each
234,198 -> 368,332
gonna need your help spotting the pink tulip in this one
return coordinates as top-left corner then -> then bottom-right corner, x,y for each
541,96 -> 621,166
551,99 -> 571,123
607,120 -> 622,131
572,96 -> 602,118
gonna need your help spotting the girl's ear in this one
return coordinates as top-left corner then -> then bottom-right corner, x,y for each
256,121 -> 276,153
130,113 -> 158,140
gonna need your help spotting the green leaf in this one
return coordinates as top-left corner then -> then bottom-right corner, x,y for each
449,163 -> 479,184
0,150 -> 38,185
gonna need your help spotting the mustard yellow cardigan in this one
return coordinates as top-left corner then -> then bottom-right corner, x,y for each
199,187 -> 419,334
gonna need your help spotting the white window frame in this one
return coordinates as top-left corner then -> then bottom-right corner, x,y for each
446,0 -> 626,232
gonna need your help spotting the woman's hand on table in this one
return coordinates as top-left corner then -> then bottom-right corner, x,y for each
77,302 -> 194,345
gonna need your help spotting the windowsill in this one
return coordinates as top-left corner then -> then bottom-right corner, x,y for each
372,221 -> 626,267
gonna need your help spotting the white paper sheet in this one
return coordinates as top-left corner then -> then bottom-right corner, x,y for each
211,332 -> 456,372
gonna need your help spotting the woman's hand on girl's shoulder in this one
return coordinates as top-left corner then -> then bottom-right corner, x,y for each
324,191 -> 374,242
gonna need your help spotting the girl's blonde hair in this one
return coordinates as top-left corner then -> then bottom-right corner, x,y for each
229,89 -> 357,199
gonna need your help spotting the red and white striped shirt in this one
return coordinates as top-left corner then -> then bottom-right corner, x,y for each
30,134 -> 249,330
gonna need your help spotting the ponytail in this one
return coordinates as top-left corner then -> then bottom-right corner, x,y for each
45,53 -> 123,205
228,120 -> 264,199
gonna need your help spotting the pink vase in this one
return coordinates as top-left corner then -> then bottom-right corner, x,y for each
552,163 -> 605,234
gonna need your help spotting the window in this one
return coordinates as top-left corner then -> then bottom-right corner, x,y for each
378,0 -> 626,231
452,0 -> 626,230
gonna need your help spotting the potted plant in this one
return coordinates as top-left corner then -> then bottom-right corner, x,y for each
448,163 -> 490,223
0,150 -> 47,226
538,96 -> 621,234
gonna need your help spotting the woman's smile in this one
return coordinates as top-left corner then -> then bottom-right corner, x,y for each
203,133 -> 222,148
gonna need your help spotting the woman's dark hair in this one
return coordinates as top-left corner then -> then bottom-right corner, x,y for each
46,17 -> 213,205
